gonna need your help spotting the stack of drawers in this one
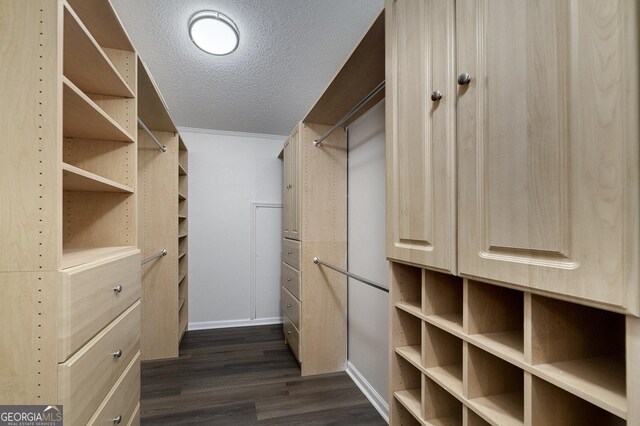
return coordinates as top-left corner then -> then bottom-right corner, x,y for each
281,239 -> 301,362
58,250 -> 142,425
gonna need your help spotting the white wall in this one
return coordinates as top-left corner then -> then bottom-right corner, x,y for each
179,128 -> 286,329
346,101 -> 389,419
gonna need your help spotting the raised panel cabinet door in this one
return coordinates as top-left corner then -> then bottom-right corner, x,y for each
283,138 -> 291,239
457,0 -> 639,314
385,0 -> 457,273
289,124 -> 301,241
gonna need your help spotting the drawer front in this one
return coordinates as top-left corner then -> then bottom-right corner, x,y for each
126,403 -> 140,426
59,302 -> 140,426
282,262 -> 301,300
60,250 -> 141,361
282,238 -> 301,270
281,287 -> 301,330
283,314 -> 301,362
87,351 -> 140,426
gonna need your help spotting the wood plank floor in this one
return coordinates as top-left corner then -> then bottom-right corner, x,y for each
141,324 -> 387,425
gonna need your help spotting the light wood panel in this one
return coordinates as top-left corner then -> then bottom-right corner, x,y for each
62,162 -> 133,193
137,58 -> 176,133
63,4 -> 133,97
457,0 -> 640,315
385,0 -> 457,273
103,48 -> 137,95
89,94 -> 137,137
281,287 -> 301,330
64,138 -> 136,188
0,0 -> 61,272
58,302 -> 140,426
138,130 -> 179,360
66,0 -> 134,51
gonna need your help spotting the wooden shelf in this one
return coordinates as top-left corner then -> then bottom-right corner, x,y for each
63,5 -> 133,98
178,192 -> 187,201
178,251 -> 187,259
178,233 -> 188,239
178,215 -> 187,220
178,297 -> 185,311
178,273 -> 187,285
61,246 -> 137,269
468,391 -> 524,426
396,345 -> 421,370
137,58 -> 177,132
63,77 -> 134,142
394,389 -> 423,425
178,163 -> 187,176
534,355 -> 626,418
426,365 -> 463,398
425,313 -> 464,336
66,0 -> 134,52
63,163 -> 133,193
469,331 -> 525,366
396,301 -> 422,318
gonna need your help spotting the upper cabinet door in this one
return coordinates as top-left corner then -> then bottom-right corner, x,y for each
385,0 -> 457,273
288,124 -> 301,241
457,0 -> 639,313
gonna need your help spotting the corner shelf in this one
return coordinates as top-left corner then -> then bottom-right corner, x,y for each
63,163 -> 133,193
63,77 -> 134,143
63,5 -> 133,98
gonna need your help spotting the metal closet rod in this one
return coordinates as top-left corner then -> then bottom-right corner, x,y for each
313,80 -> 386,147
138,118 -> 167,152
313,257 -> 389,293
141,249 -> 167,265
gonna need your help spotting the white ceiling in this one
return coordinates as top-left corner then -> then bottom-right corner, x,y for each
110,0 -> 384,136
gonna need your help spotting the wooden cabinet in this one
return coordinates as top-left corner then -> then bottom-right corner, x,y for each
386,0 -> 639,315
280,122 -> 347,376
385,0 -> 457,274
387,0 -> 639,424
283,125 -> 301,240
0,1 -> 141,422
137,58 -> 189,360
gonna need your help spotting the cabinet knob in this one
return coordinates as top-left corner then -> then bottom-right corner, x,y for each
287,277 -> 291,281
286,184 -> 292,189
113,285 -> 123,293
287,304 -> 291,308
113,349 -> 122,358
458,72 -> 471,86
431,90 -> 443,102
287,331 -> 292,335
112,415 -> 122,424
287,251 -> 292,255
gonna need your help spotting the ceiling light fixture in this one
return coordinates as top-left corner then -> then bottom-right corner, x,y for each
189,11 -> 239,56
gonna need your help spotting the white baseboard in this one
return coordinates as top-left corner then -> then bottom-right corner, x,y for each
188,317 -> 283,331
345,360 -> 389,423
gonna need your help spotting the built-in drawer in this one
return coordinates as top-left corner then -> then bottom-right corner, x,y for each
58,301 -> 140,426
282,238 -> 301,270
59,249 -> 140,361
281,287 -> 301,330
87,351 -> 140,426
282,262 -> 301,300
283,314 -> 301,363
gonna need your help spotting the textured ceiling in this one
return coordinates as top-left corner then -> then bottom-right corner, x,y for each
110,0 -> 384,136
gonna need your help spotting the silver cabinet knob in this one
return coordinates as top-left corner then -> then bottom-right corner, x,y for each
287,331 -> 292,335
431,90 -> 442,102
113,285 -> 123,293
287,251 -> 292,255
287,304 -> 291,308
287,277 -> 291,281
286,184 -> 292,189
113,349 -> 122,358
112,415 -> 122,424
458,72 -> 471,86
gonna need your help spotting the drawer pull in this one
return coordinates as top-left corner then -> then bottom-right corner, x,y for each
287,331 -> 292,335
286,304 -> 292,308
287,277 -> 291,281
287,251 -> 292,255
112,349 -> 123,358
113,285 -> 123,293
112,415 -> 122,424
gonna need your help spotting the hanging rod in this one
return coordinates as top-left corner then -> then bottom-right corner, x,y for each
141,249 -> 167,265
138,118 -> 167,152
313,80 -> 385,147
313,257 -> 388,293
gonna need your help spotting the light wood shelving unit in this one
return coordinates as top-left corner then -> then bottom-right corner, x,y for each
137,58 -> 189,360
390,262 -> 632,425
1,0 -> 141,422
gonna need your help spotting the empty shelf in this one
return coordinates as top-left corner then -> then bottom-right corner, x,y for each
468,391 -> 524,426
396,301 -> 422,318
470,331 -> 525,366
178,192 -> 187,201
62,246 -> 137,269
178,273 -> 187,285
63,163 -> 133,193
178,251 -> 187,259
424,313 -> 464,335
63,5 -> 133,97
178,163 -> 187,175
63,78 -> 134,142
395,345 -> 422,370
178,233 -> 188,238
426,365 -> 463,398
394,389 -> 423,425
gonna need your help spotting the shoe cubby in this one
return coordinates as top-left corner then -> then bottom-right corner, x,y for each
423,323 -> 463,397
391,262 -> 422,315
422,375 -> 463,425
465,344 -> 524,426
465,280 -> 524,364
391,354 -> 422,425
530,295 -> 626,418
465,408 -> 490,426
531,377 -> 625,426
423,270 -> 463,333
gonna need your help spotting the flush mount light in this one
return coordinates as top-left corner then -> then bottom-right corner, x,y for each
189,11 -> 239,56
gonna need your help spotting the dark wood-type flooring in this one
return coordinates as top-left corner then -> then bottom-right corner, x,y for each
140,324 -> 387,425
